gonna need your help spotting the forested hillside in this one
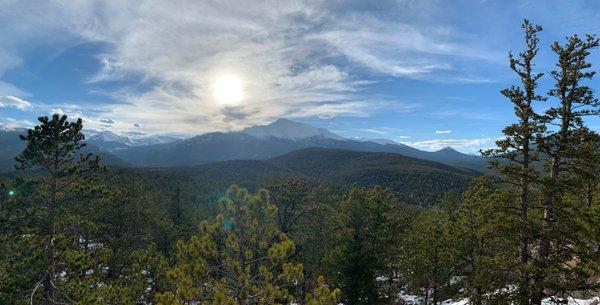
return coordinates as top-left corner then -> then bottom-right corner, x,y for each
106,147 -> 477,208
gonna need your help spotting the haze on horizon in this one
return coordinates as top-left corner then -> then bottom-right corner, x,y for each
1,0 -> 599,154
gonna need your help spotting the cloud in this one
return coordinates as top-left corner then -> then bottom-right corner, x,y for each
0,117 -> 35,130
353,126 -> 403,135
401,138 -> 495,154
100,118 -> 116,124
49,107 -> 85,120
435,130 -> 452,134
396,135 -> 411,139
133,123 -> 142,128
0,0 -> 504,135
0,0 -> 502,135
0,96 -> 32,110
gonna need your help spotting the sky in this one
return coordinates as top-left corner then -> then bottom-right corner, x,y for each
1,0 -> 600,153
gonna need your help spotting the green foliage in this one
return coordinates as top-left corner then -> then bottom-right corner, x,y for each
0,115 -> 174,304
155,186 -> 340,305
449,177 -> 521,304
263,178 -> 311,234
271,148 -> 478,207
326,186 -> 407,305
0,115 -> 107,304
402,208 -> 454,305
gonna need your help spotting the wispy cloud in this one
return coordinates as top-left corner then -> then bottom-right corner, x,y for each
400,138 -> 496,154
0,117 -> 35,129
435,130 -> 452,134
353,126 -> 404,135
0,0 -> 501,135
311,15 -> 497,80
0,96 -> 32,110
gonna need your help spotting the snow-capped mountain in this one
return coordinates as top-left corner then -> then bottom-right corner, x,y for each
128,135 -> 179,146
241,118 -> 346,141
104,118 -> 486,172
87,130 -> 179,152
0,125 -> 26,132
0,118 -> 487,172
89,131 -> 134,146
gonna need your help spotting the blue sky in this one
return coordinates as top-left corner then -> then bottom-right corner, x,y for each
1,0 -> 599,153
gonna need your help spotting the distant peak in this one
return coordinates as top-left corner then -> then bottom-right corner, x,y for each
272,118 -> 295,123
241,118 -> 345,141
439,146 -> 458,152
268,118 -> 303,126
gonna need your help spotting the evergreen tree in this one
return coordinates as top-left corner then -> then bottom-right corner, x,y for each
292,183 -> 342,294
402,209 -> 454,305
155,185 -> 339,305
3,114 -> 104,304
263,178 -> 311,235
449,177 -> 520,305
92,180 -> 173,304
533,32 -> 599,304
331,186 -> 404,305
482,19 -> 545,305
569,130 -> 600,207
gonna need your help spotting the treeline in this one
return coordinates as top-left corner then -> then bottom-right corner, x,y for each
1,19 -> 600,305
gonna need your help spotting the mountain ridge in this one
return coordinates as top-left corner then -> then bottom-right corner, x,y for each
0,118 -> 488,173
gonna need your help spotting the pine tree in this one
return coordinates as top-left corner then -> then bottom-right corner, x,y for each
482,19 -> 545,305
569,130 -> 600,207
331,186 -> 404,305
154,185 -> 340,305
292,183 -> 342,294
533,33 -> 599,304
449,177 -> 520,305
402,208 -> 454,305
263,178 -> 311,235
6,114 -> 104,304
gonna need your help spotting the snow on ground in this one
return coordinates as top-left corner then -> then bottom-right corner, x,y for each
397,292 -> 599,305
541,297 -> 600,305
440,297 -> 599,305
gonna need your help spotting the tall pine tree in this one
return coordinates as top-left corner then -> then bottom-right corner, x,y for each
482,20 -> 545,305
533,33 -> 600,304
9,114 -> 104,304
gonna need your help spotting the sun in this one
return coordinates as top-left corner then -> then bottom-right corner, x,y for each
213,75 -> 243,106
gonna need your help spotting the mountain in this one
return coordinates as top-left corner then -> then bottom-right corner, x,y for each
241,118 -> 345,141
114,131 -> 331,167
87,130 -> 179,152
110,119 -> 487,171
0,128 -> 26,173
1,119 -> 488,172
423,147 -> 488,172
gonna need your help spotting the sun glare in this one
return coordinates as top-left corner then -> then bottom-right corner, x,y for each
213,75 -> 243,106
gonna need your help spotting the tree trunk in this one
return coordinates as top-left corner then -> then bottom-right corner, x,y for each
44,174 -> 57,305
519,142 -> 531,305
